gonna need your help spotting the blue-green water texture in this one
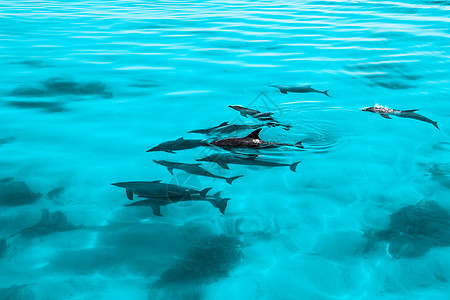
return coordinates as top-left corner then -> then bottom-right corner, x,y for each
1,0 -> 450,299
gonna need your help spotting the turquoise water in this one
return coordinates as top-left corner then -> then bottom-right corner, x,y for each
1,0 -> 450,299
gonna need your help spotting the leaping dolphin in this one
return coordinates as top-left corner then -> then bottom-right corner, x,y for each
125,191 -> 230,216
210,129 -> 303,150
361,105 -> 439,130
197,153 -> 301,172
146,137 -> 209,153
153,160 -> 243,185
270,85 -> 330,97
111,181 -> 211,200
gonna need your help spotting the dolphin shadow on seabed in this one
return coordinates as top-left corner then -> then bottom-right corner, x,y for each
364,201 -> 450,258
0,177 -> 42,206
9,209 -> 79,239
112,181 -> 230,216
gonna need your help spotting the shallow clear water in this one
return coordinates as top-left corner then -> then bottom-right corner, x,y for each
1,0 -> 449,299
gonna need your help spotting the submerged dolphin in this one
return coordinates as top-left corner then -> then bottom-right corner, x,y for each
197,153 -> 301,172
270,85 -> 330,97
228,105 -> 291,130
361,105 -> 439,130
211,129 -> 303,150
229,105 -> 273,119
126,191 -> 230,216
188,121 -> 263,135
111,180 -> 211,200
146,137 -> 209,153
153,160 -> 243,185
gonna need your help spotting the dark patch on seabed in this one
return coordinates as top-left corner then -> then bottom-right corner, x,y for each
365,201 -> 450,259
154,235 -> 242,288
428,163 -> 450,189
9,77 -> 113,99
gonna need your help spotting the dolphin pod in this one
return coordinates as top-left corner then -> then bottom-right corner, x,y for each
113,85 -> 440,217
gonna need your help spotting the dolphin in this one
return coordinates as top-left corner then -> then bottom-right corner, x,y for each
270,85 -> 330,97
153,160 -> 243,185
146,137 -> 209,153
125,191 -> 230,216
188,121 -> 263,135
111,180 -> 212,200
361,105 -> 439,130
197,153 -> 301,172
228,105 -> 291,130
210,129 -> 303,150
229,105 -> 274,119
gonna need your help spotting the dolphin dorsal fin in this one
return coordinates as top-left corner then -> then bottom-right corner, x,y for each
403,109 -> 419,112
245,129 -> 262,139
219,122 -> 229,126
175,137 -> 184,141
150,180 -> 161,183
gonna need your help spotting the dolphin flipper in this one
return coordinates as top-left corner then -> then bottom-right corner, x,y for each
380,114 -> 392,119
217,161 -> 230,170
167,167 -> 174,175
164,150 -> 176,154
209,198 -> 230,214
126,189 -> 134,200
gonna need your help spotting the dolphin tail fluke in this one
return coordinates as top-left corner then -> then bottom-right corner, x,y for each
226,175 -> 244,185
290,161 -> 301,172
210,198 -> 230,214
324,90 -> 330,97
432,121 -> 440,130
294,141 -> 304,149
126,189 -> 134,200
200,187 -> 212,198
